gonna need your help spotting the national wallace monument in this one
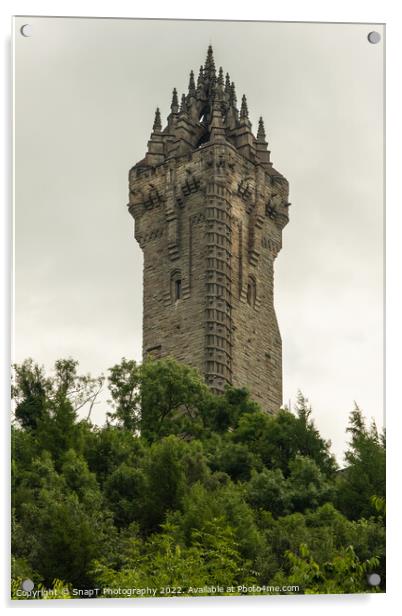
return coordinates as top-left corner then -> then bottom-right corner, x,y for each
128,46 -> 290,414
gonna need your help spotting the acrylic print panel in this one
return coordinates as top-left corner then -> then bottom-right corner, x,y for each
12,17 -> 384,600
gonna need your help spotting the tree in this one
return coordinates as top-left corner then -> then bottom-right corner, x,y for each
140,436 -> 189,532
12,359 -> 51,430
209,440 -> 261,481
336,405 -> 385,520
91,518 -> 254,596
12,358 -> 103,466
204,386 -> 260,433
233,395 -> 337,477
286,455 -> 334,513
12,447 -> 115,589
104,463 -> 147,528
107,358 -> 141,431
83,425 -> 145,486
273,543 -> 380,594
139,358 -> 210,441
246,468 -> 291,516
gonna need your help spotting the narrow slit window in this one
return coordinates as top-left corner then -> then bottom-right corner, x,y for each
170,270 -> 183,303
247,276 -> 256,307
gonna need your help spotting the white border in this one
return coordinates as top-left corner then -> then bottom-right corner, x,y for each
2,1 -> 401,614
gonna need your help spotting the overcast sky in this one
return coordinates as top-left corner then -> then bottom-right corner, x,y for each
14,17 -> 384,462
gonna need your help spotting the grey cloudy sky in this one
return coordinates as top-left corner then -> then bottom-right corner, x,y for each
14,17 -> 384,462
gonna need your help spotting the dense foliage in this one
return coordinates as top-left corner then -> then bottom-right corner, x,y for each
11,357 -> 385,599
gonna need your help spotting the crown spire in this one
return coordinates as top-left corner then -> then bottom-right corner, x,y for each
204,45 -> 215,72
170,87 -> 179,113
152,107 -> 162,132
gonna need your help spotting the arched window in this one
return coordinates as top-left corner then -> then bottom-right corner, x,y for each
170,270 -> 182,302
247,275 -> 256,307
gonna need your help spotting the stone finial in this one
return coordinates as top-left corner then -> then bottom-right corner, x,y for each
257,116 -> 266,141
171,88 -> 179,113
188,69 -> 196,96
240,94 -> 249,119
152,107 -> 162,132
225,72 -> 231,94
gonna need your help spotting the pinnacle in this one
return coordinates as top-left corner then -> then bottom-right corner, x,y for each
218,66 -> 224,86
240,94 -> 249,119
171,87 -> 179,113
257,116 -> 266,141
152,107 -> 162,132
188,69 -> 196,95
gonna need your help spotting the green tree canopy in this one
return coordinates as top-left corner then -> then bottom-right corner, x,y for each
11,357 -> 385,597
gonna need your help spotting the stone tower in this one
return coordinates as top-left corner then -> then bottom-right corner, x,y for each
128,46 -> 290,413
